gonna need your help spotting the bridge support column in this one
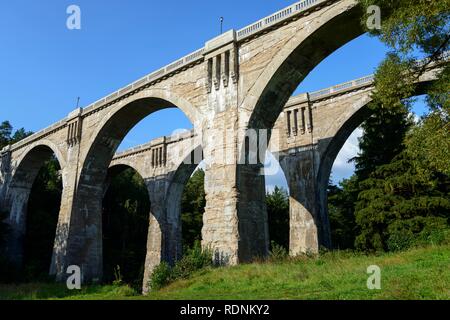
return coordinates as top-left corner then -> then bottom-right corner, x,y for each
50,158 -> 81,280
280,148 -> 331,256
142,177 -> 180,294
201,114 -> 269,265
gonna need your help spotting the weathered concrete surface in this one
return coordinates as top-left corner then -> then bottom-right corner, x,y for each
0,0 -> 446,292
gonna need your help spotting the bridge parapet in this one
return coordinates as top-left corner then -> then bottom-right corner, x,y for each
237,0 -> 331,41
112,129 -> 196,162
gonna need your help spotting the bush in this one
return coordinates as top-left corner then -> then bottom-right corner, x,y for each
148,242 -> 213,292
148,262 -> 171,291
172,242 -> 213,280
268,241 -> 288,262
387,229 -> 414,252
387,216 -> 449,252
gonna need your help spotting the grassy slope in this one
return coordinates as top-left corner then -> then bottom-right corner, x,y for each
0,244 -> 449,300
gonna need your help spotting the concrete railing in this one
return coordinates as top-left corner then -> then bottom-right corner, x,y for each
7,119 -> 68,153
236,0 -> 329,41
308,74 -> 375,101
112,129 -> 196,160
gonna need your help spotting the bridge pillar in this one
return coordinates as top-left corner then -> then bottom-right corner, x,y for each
280,148 -> 331,256
200,30 -> 269,265
51,109 -> 105,283
142,177 -> 175,293
50,152 -> 83,280
201,116 -> 269,265
202,155 -> 269,264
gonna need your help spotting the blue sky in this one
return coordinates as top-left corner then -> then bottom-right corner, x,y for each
0,1 -> 427,188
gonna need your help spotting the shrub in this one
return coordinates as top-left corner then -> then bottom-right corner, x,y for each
387,229 -> 414,252
172,241 -> 213,280
268,241 -> 288,262
387,216 -> 449,251
148,262 -> 171,291
148,242 -> 213,292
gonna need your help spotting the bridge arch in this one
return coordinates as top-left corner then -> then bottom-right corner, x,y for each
11,139 -> 66,176
66,90 -> 200,282
317,95 -> 372,193
243,0 -> 363,130
82,88 -> 201,153
5,142 -> 65,274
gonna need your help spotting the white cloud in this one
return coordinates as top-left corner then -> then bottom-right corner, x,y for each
330,127 -> 363,184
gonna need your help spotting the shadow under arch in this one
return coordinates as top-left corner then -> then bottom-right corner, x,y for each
102,164 -> 150,286
5,144 -> 64,274
66,93 -> 199,282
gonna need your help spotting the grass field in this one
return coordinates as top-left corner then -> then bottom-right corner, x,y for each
1,244 -> 449,300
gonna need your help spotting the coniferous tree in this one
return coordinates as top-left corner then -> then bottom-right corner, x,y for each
181,169 -> 206,249
355,150 -> 450,252
328,1 -> 450,251
328,177 -> 359,249
266,187 -> 289,250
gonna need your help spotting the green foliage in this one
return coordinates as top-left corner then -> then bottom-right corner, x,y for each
266,187 -> 289,250
148,242 -> 213,292
181,169 -> 205,249
354,152 -> 450,252
406,109 -> 450,177
358,0 -> 450,56
102,168 -> 150,288
328,177 -> 359,249
148,262 -> 172,291
268,241 -> 288,262
144,243 -> 450,300
357,0 -> 450,176
2,243 -> 450,300
327,1 -> 450,254
0,121 -> 32,149
387,216 -> 449,252
171,241 -> 213,280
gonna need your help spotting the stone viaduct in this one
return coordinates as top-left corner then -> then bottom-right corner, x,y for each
0,0 -> 446,291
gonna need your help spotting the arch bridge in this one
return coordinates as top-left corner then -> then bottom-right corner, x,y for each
0,0 -> 446,291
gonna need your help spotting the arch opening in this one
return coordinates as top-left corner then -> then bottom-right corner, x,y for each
70,95 -> 198,281
246,3 -> 365,131
6,145 -> 63,280
102,164 -> 150,288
